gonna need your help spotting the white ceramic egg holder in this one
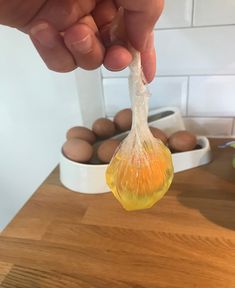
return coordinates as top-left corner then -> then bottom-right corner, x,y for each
60,107 -> 212,193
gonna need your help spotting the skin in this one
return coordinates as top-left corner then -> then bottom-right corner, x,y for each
0,0 -> 164,82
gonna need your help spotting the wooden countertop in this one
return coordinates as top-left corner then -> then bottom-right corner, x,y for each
0,139 -> 235,287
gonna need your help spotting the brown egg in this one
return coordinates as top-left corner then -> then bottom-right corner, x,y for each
92,118 -> 116,139
114,108 -> 132,132
66,126 -> 96,144
63,139 -> 93,163
149,126 -> 168,144
97,139 -> 121,164
168,130 -> 197,152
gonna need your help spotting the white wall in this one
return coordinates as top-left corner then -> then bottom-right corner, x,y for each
102,0 -> 235,137
0,26 -> 82,230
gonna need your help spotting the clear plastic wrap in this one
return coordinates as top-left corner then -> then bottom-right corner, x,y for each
106,50 -> 174,211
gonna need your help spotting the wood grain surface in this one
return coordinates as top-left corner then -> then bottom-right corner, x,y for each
0,139 -> 235,288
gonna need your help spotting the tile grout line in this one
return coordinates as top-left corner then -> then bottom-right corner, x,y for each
155,23 -> 235,31
185,76 -> 190,116
183,116 -> 235,119
102,74 -> 235,79
191,0 -> 195,27
108,113 -> 234,120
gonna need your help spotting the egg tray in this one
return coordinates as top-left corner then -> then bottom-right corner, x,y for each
60,107 -> 212,194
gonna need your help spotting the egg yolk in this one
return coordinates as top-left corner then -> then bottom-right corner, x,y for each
106,142 -> 173,211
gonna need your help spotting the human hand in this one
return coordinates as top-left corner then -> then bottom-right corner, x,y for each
0,0 -> 163,82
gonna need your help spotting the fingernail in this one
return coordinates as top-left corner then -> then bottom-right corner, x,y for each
30,23 -> 56,48
108,65 -> 128,71
71,35 -> 92,54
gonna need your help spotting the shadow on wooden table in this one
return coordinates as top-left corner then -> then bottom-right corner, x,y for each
175,165 -> 235,231
174,139 -> 235,231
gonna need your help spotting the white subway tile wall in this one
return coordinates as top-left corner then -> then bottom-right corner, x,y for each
102,0 -> 235,137
157,26 -> 235,76
194,0 -> 235,26
156,0 -> 193,29
103,77 -> 188,116
148,77 -> 188,115
184,117 -> 234,137
188,76 -> 235,117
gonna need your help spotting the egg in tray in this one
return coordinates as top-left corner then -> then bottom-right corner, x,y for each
60,107 -> 212,194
